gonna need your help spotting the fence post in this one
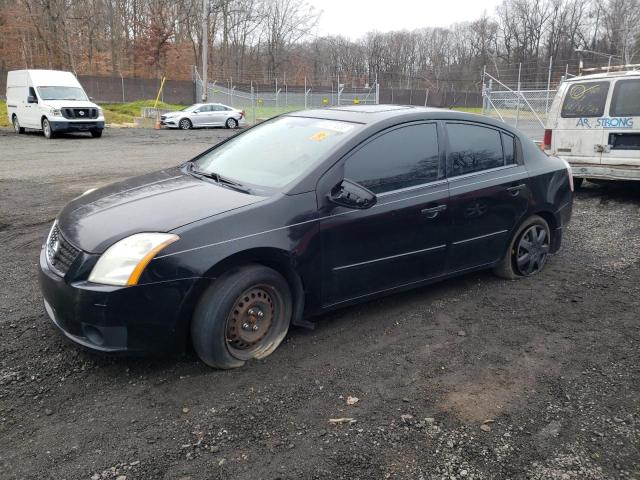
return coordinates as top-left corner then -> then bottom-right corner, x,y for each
546,56 -> 553,117
424,88 -> 429,107
275,77 -> 278,109
251,81 -> 255,124
337,74 -> 340,106
120,72 -> 125,103
515,62 -> 522,128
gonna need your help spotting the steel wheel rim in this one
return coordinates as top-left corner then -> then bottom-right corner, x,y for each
43,120 -> 50,137
514,224 -> 550,276
225,284 -> 280,360
13,117 -> 19,133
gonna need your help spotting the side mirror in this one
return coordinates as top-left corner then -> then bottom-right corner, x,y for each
89,96 -> 94,101
27,95 -> 37,104
328,179 -> 377,209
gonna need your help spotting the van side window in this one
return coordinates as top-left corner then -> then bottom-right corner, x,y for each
561,81 -> 609,118
344,123 -> 440,194
446,123 -> 505,176
610,79 -> 640,117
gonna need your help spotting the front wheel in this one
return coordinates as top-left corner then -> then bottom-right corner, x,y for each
179,118 -> 192,130
573,177 -> 584,189
493,215 -> 551,280
191,265 -> 292,369
90,129 -> 103,138
225,117 -> 238,129
42,118 -> 54,139
13,116 -> 25,134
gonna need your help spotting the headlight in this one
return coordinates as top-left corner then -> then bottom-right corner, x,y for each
50,108 -> 62,116
88,233 -> 179,286
97,107 -> 103,116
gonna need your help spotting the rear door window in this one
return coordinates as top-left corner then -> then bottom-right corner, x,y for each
610,79 -> 640,117
344,123 -> 441,194
446,123 -> 506,176
561,81 -> 610,118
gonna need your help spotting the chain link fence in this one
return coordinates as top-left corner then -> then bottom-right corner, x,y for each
194,70 -> 379,124
482,75 -> 557,141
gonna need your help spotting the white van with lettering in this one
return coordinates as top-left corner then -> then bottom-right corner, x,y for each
544,71 -> 640,186
6,69 -> 105,139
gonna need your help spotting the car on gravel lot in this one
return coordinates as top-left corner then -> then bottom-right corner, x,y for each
38,105 -> 573,369
160,102 -> 246,130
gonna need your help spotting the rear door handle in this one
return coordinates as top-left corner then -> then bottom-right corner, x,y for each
421,204 -> 447,219
506,184 -> 526,196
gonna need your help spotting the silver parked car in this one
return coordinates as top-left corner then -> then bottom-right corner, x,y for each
160,103 -> 246,130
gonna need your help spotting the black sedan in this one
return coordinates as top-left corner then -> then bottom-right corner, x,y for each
39,105 -> 573,368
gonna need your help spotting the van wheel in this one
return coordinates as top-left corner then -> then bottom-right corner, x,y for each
191,265 -> 292,369
90,129 -> 103,138
42,118 -> 54,139
493,215 -> 551,280
13,116 -> 25,134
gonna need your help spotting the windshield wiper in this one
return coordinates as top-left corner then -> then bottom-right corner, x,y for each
188,164 -> 251,194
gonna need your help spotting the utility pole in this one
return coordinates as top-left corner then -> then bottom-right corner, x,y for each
201,0 -> 208,102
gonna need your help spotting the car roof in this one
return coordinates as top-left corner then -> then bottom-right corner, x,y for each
564,70 -> 640,82
287,104 -> 511,130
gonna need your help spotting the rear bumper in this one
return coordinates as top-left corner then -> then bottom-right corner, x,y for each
38,248 -> 200,354
50,121 -> 104,132
567,162 -> 640,181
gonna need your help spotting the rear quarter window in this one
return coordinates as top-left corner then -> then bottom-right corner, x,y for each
561,81 -> 610,118
610,79 -> 640,116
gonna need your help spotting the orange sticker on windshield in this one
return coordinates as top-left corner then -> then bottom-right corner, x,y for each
310,131 -> 330,141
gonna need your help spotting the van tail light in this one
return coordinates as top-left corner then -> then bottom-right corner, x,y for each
560,157 -> 574,192
543,129 -> 553,150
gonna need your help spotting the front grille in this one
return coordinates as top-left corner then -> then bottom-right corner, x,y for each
62,108 -> 99,119
46,223 -> 81,276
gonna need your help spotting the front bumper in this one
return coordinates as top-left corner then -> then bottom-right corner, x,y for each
567,162 -> 640,181
50,120 -> 105,132
38,248 -> 200,354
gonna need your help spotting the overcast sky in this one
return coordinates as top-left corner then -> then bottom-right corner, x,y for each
310,0 -> 504,39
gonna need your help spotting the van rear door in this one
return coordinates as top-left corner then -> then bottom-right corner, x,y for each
552,80 -> 611,165
601,78 -> 640,170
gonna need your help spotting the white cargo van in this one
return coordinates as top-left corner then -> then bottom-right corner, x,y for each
6,69 -> 105,139
544,71 -> 640,185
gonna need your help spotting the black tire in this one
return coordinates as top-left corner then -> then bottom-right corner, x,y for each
13,116 -> 25,134
493,215 -> 551,280
573,177 -> 584,189
42,118 -> 54,139
225,117 -> 238,129
179,118 -> 192,130
191,264 -> 292,369
90,129 -> 103,138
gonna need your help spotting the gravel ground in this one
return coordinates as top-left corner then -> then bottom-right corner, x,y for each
0,127 -> 639,480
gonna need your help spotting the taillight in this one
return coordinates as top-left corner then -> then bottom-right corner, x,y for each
240,110 -> 245,117
543,129 -> 552,150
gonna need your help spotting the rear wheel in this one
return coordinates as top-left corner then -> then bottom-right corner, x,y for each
573,177 -> 584,189
191,265 -> 292,369
493,215 -> 551,280
42,118 -> 54,139
225,117 -> 238,129
13,116 -> 25,134
179,118 -> 192,130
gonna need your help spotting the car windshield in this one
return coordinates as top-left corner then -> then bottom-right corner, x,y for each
180,105 -> 199,112
192,116 -> 361,190
37,86 -> 88,101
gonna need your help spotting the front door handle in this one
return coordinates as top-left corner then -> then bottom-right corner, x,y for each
506,184 -> 526,196
421,204 -> 447,219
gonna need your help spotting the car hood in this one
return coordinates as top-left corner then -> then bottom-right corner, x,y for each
57,167 -> 267,253
41,100 -> 100,110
